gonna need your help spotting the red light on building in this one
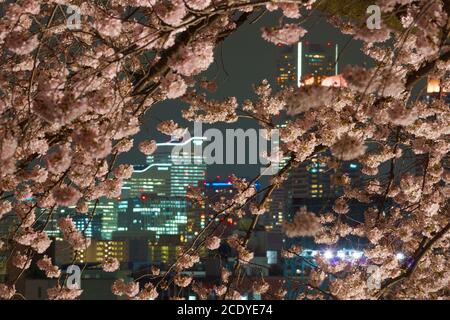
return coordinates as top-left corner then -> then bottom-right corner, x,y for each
140,195 -> 147,201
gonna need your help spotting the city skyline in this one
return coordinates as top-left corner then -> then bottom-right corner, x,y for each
0,0 -> 448,303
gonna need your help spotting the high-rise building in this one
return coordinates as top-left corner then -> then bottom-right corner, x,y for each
72,214 -> 102,239
200,177 -> 262,237
45,137 -> 208,242
52,238 -> 129,266
148,234 -> 184,265
185,182 -> 206,241
277,41 -> 339,89
147,137 -> 207,197
276,45 -> 297,89
276,41 -> 340,89
47,198 -> 115,240
269,42 -> 347,230
96,200 -> 118,240
119,136 -> 207,245
297,41 -> 338,87
84,239 -> 129,264
266,126 -> 361,230
117,194 -> 187,242
122,163 -> 170,198
204,178 -> 240,229
123,137 -> 207,198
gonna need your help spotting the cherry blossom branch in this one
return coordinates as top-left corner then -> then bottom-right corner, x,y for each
376,212 -> 450,299
224,155 -> 299,298
376,126 -> 401,220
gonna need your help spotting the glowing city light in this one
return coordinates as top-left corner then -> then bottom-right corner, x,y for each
352,251 -> 363,260
324,250 -> 334,259
395,252 -> 405,260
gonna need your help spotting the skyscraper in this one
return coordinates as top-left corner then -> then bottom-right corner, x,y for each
270,41 -> 346,231
297,41 -> 338,87
117,136 -> 207,246
203,178 -> 240,233
276,45 -> 297,89
276,41 -> 339,90
47,198 -> 116,240
43,137 -> 207,243
123,137 -> 207,198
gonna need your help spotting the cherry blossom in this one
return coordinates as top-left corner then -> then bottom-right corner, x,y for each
12,251 -> 31,270
47,285 -> 83,300
168,40 -> 215,76
331,133 -> 367,161
111,279 -> 139,298
282,207 -> 321,237
161,73 -> 188,99
174,274 -> 193,288
102,257 -> 120,272
138,140 -> 157,155
0,284 -> 16,300
134,283 -> 159,300
37,256 -> 61,278
0,201 -> 12,220
0,0 -> 448,301
262,24 -> 307,45
52,185 -> 82,206
113,164 -> 134,180
252,279 -> 270,295
204,236 -> 221,250
58,216 -> 91,251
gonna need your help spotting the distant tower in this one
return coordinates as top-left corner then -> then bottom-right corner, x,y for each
124,137 -> 207,198
276,45 -> 297,89
297,41 -> 339,87
119,136 -> 208,244
276,41 -> 339,90
270,41 -> 344,226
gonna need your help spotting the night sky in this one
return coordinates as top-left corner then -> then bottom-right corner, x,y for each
120,10 -> 372,180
